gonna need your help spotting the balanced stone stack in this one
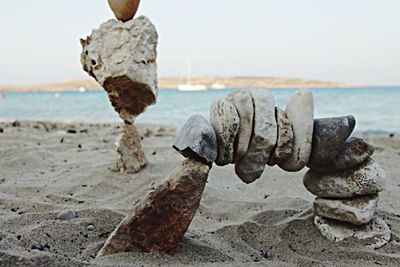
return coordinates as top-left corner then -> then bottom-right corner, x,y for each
304,118 -> 390,248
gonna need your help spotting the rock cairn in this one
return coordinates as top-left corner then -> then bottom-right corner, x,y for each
80,2 -> 158,173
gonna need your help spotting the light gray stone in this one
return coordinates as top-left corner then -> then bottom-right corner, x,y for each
225,90 -> 254,160
210,100 -> 240,166
314,216 -> 391,249
268,107 -> 294,166
279,89 -> 314,172
304,159 -> 385,198
57,210 -> 77,221
173,115 -> 217,164
314,195 -> 378,225
235,89 -> 277,183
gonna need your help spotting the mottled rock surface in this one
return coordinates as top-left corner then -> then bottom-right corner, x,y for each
268,107 -> 294,166
304,159 -> 385,198
235,89 -> 277,183
108,0 -> 141,22
314,216 -> 391,249
309,116 -> 356,166
225,90 -> 254,160
309,137 -> 375,173
173,115 -> 217,164
97,158 -> 211,257
314,195 -> 378,225
210,100 -> 240,166
279,90 -> 314,172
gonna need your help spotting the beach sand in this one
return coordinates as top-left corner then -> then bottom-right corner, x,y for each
0,121 -> 399,266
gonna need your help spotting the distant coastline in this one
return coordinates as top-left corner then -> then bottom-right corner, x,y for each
0,76 -> 352,92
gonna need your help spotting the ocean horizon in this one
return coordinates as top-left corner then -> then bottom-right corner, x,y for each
1,87 -> 399,133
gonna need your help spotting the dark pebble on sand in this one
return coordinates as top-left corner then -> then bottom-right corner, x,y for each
31,242 -> 49,251
80,129 -> 88,133
67,129 -> 77,134
12,121 -> 21,127
60,138 -> 64,143
390,133 -> 395,138
78,144 -> 82,149
0,127 -> 3,133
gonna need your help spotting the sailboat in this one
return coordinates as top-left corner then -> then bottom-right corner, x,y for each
178,57 -> 207,91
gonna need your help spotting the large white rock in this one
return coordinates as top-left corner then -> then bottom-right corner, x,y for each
314,195 -> 378,225
304,159 -> 385,198
235,89 -> 277,183
81,16 -> 158,121
279,90 -> 314,172
314,216 -> 391,249
210,100 -> 240,166
225,90 -> 254,160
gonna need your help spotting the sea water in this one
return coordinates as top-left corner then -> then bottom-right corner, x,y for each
0,87 -> 399,133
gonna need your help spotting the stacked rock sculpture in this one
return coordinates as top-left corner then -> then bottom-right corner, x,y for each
81,1 -> 158,173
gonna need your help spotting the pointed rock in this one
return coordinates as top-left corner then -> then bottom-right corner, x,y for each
308,137 -> 375,173
225,90 -> 254,160
279,90 -> 314,172
210,100 -> 240,166
108,0 -> 141,22
235,89 -> 277,183
268,107 -> 294,166
308,116 -> 356,166
314,195 -> 378,225
173,115 -> 217,164
97,158 -> 211,257
304,159 -> 385,198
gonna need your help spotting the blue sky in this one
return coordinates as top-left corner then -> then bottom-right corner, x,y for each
0,0 -> 399,85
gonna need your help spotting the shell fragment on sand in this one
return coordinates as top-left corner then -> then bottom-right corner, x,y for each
279,89 -> 314,172
235,89 -> 277,183
97,158 -> 211,257
173,115 -> 218,164
108,0 -> 141,22
314,216 -> 391,249
210,100 -> 240,166
81,16 -> 158,121
308,116 -> 356,166
304,159 -> 385,198
314,195 -> 378,225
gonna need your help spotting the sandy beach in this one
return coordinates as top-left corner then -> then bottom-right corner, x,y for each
0,121 -> 399,266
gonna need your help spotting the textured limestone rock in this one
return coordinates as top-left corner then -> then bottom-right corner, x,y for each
308,137 -> 375,173
210,100 -> 240,166
117,123 -> 147,173
308,116 -> 356,166
97,158 -> 211,257
304,159 -> 385,198
173,115 -> 217,164
268,107 -> 294,166
314,216 -> 391,249
108,0 -> 141,22
225,90 -> 254,160
235,89 -> 277,183
279,90 -> 314,172
314,195 -> 378,225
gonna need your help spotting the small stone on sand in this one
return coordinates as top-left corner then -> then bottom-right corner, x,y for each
57,210 -> 77,221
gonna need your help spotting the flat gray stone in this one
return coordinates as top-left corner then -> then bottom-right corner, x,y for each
279,90 -> 314,172
57,210 -> 77,221
304,159 -> 385,198
308,137 -> 375,173
268,107 -> 294,166
314,195 -> 378,225
173,115 -> 218,164
314,216 -> 391,249
210,100 -> 240,166
225,90 -> 254,160
235,89 -> 277,183
308,116 -> 356,166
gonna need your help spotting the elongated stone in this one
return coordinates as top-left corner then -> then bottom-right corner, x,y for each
268,107 -> 294,166
304,159 -> 385,198
308,137 -> 375,173
308,116 -> 356,166
314,195 -> 378,225
279,90 -> 314,172
210,100 -> 240,166
314,216 -> 391,249
225,90 -> 254,160
173,115 -> 217,164
235,89 -> 277,183
97,158 -> 211,257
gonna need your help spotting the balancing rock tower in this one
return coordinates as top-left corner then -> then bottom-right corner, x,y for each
80,0 -> 158,173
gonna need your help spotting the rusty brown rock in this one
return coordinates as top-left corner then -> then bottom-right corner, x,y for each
108,0 -> 141,22
97,158 -> 211,257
